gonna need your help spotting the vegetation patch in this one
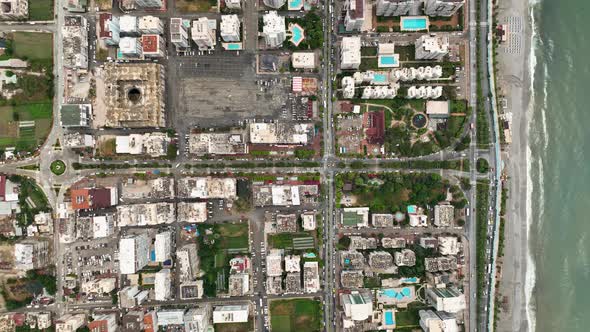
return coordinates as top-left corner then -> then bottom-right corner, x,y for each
270,298 -> 322,332
50,160 -> 66,175
28,0 -> 54,21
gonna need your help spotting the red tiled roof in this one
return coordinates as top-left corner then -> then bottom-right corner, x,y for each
71,188 -> 91,210
99,13 -> 112,39
142,35 -> 159,53
88,320 -> 108,332
364,110 -> 385,145
0,175 -> 6,200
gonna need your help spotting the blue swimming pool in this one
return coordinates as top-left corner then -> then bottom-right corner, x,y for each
290,24 -> 305,46
288,0 -> 303,10
382,287 -> 412,300
407,205 -> 417,214
385,311 -> 395,325
401,277 -> 418,283
227,43 -> 241,50
379,55 -> 398,67
401,16 -> 429,31
374,73 -> 387,83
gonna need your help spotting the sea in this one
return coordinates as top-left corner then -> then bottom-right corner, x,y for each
527,0 -> 590,331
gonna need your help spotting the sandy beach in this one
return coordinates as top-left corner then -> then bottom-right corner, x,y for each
495,0 -> 532,331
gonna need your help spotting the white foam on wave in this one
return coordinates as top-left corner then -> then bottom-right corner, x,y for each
525,0 -> 542,331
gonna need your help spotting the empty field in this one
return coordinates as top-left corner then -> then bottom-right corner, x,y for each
0,104 -> 52,150
217,223 -> 249,250
11,32 -> 53,60
29,0 -> 54,21
270,299 -> 321,332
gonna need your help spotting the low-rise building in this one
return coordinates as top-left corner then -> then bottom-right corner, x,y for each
177,177 -> 237,200
142,34 -> 166,58
88,313 -> 118,332
0,0 -> 27,20
371,213 -> 394,227
55,314 -> 86,332
177,243 -> 199,282
99,13 -> 120,46
276,213 -> 298,233
303,261 -> 320,293
425,256 -> 458,272
301,212 -> 316,230
438,236 -> 460,255
212,305 -> 249,324
189,132 -> 247,156
157,310 -> 185,326
424,0 -> 464,16
115,132 -> 170,157
63,16 -> 88,69
340,270 -> 364,288
382,237 -> 407,248
225,0 -> 241,9
63,132 -> 94,149
427,101 -> 451,119
14,239 -> 49,271
139,16 -> 164,34
177,202 -> 208,223
415,34 -> 449,60
117,202 -> 175,226
81,277 -> 116,295
284,255 -> 301,273
368,251 -> 397,273
249,122 -> 313,145
349,236 -> 377,250
266,249 -> 283,276
344,0 -> 365,32
228,273 -> 249,296
184,306 -> 211,332
394,249 -> 416,267
292,52 -> 316,69
434,203 -> 454,226
285,272 -> 302,293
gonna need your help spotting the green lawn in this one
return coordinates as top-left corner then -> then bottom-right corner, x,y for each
0,104 -> 53,151
270,299 -> 321,332
217,223 -> 249,250
28,0 -> 54,21
268,233 -> 315,250
12,32 -> 53,60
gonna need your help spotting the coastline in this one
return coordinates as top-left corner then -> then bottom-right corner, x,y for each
495,0 -> 534,331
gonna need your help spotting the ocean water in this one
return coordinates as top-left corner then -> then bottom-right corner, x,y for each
528,0 -> 590,331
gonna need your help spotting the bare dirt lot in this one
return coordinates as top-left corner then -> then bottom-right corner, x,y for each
170,52 -> 289,129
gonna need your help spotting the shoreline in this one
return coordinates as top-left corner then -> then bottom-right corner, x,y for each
495,0 -> 533,331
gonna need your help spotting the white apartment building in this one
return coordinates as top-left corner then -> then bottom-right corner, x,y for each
0,0 -> 27,20
340,36 -> 361,70
344,0 -> 364,32
424,0 -> 464,17
263,0 -> 286,9
14,239 -> 49,271
139,16 -> 164,35
191,17 -> 217,50
225,0 -> 241,9
155,269 -> 172,301
415,34 -> 449,60
119,233 -> 150,274
119,37 -> 142,57
376,0 -> 418,16
55,314 -> 86,332
155,231 -> 172,262
220,15 -> 241,42
170,18 -> 189,49
262,11 -> 286,48
120,15 -> 139,36
213,305 -> 249,324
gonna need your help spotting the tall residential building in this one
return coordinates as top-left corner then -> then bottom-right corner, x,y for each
139,15 -> 164,35
135,0 -> 163,8
375,0 -> 417,16
344,0 -> 364,32
419,310 -> 459,332
191,17 -> 217,50
425,287 -> 466,313
424,0 -> 464,17
262,11 -> 286,48
415,34 -> 449,60
220,15 -> 241,42
119,233 -> 150,274
225,0 -> 241,9
340,36 -> 361,70
119,37 -> 142,57
14,239 -> 49,271
263,0 -> 286,9
170,18 -> 189,49
340,290 -> 373,321
154,231 -> 172,262
99,13 -> 120,46
155,269 -> 172,301
142,34 -> 166,58
120,15 -> 139,36
184,306 -> 211,332
0,0 -> 28,20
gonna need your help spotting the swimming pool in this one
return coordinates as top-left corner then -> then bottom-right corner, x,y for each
401,277 -> 419,283
401,16 -> 429,31
288,0 -> 303,10
289,23 -> 305,46
227,43 -> 241,50
407,205 -> 417,214
378,55 -> 399,67
384,311 -> 395,325
382,288 -> 412,300
373,73 -> 388,83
